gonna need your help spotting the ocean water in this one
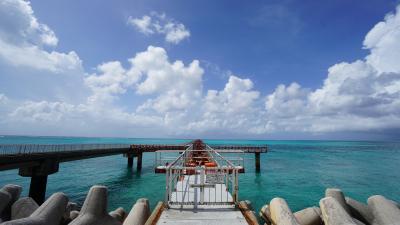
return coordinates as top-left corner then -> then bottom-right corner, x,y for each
1,136 -> 399,214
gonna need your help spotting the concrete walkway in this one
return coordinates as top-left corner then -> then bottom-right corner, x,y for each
158,173 -> 247,225
157,205 -> 248,225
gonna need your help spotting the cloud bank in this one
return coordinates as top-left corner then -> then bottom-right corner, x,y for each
1,1 -> 400,138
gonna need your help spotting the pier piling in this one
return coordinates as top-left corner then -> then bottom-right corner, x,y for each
127,157 -> 133,168
255,152 -> 260,172
18,160 -> 59,204
137,151 -> 143,171
28,175 -> 47,205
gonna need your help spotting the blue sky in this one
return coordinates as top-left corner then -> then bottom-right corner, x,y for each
30,0 -> 397,90
0,0 -> 400,139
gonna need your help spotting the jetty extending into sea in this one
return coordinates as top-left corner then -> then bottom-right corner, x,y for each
0,139 -> 267,204
1,139 -> 400,225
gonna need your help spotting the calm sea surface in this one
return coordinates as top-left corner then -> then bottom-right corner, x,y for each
1,136 -> 399,213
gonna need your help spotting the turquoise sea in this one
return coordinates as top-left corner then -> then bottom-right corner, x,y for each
1,136 -> 399,213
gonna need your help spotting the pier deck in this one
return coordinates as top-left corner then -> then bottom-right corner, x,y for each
159,174 -> 247,225
157,140 -> 252,224
158,205 -> 248,225
170,173 -> 234,204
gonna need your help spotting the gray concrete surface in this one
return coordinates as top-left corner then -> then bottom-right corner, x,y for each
69,185 -> 121,225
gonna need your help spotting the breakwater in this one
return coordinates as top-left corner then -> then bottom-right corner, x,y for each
1,184 -> 399,224
0,184 -> 154,224
259,188 -> 400,225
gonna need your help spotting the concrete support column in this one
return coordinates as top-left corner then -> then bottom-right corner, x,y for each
19,159 -> 59,205
137,151 -> 143,171
29,175 -> 48,204
255,152 -> 261,173
127,157 -> 134,168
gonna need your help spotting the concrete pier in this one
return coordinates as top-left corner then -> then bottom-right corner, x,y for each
0,140 -> 267,207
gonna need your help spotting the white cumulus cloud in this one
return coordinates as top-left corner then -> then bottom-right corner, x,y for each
265,6 -> 400,133
2,1 -> 400,138
128,12 -> 190,44
0,0 -> 81,72
0,0 -> 86,104
186,75 -> 262,134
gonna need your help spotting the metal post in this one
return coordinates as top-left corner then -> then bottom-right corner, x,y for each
231,170 -> 235,202
200,167 -> 205,204
169,169 -> 173,202
165,168 -> 170,205
235,169 -> 239,203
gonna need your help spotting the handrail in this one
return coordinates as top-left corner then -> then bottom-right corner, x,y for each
206,145 -> 236,168
166,145 -> 192,169
163,144 -> 241,206
0,144 -> 131,155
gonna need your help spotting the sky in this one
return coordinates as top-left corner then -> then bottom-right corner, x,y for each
0,0 -> 400,140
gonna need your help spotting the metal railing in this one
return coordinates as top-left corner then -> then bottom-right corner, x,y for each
164,144 -> 241,207
209,144 -> 268,152
206,145 -> 245,167
155,147 -> 244,168
0,144 -> 131,155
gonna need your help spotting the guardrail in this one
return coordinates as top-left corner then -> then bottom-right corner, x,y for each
0,144 -> 131,155
155,148 -> 245,168
164,144 -> 241,206
209,144 -> 268,152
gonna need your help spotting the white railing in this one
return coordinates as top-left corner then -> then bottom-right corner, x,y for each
155,146 -> 244,168
164,144 -> 241,207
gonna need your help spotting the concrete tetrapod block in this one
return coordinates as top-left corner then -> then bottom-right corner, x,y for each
388,199 -> 400,209
345,197 -> 373,225
367,195 -> 400,225
60,201 -> 76,225
0,184 -> 23,220
123,198 -> 151,225
320,197 -> 358,225
69,185 -> 121,225
293,207 -> 322,225
2,192 -> 68,225
325,188 -> 351,215
238,200 -> 259,225
269,198 -> 300,225
68,202 -> 80,212
245,200 -> 254,210
259,204 -> 271,224
0,190 -> 12,215
70,210 -> 80,220
11,197 -> 39,220
110,207 -> 127,223
1,185 -> 22,204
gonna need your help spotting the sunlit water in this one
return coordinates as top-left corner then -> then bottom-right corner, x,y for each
1,136 -> 399,213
